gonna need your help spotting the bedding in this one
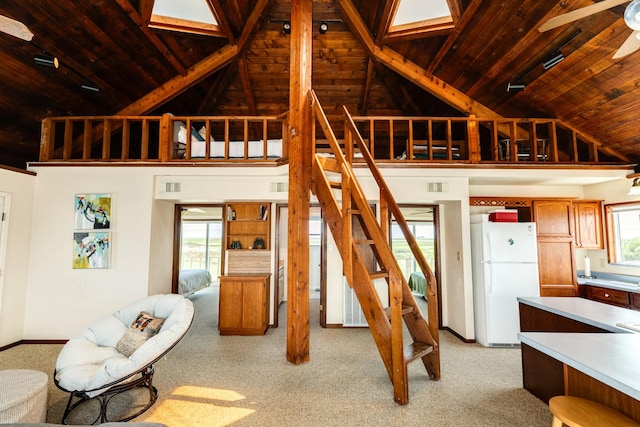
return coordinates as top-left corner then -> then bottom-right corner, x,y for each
178,269 -> 212,296
174,122 -> 283,158
408,271 -> 427,297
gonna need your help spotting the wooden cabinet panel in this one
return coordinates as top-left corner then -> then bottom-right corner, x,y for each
219,274 -> 270,335
537,239 -> 576,296
574,201 -> 603,249
586,286 -> 630,307
533,200 -> 577,296
533,200 -> 573,237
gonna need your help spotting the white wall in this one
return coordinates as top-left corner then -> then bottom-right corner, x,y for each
0,168 -> 35,347
3,164 -> 632,343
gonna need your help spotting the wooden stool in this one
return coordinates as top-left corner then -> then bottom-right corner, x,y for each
549,396 -> 640,427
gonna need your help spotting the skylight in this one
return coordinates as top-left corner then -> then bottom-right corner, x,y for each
392,0 -> 451,27
388,0 -> 456,38
149,0 -> 221,37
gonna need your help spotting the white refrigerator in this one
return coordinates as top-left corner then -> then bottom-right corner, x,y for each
470,221 -> 540,347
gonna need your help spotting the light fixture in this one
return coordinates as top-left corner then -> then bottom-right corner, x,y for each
319,22 -> 328,34
625,0 -> 640,31
628,178 -> 640,195
81,81 -> 100,93
34,53 -> 59,68
282,21 -> 291,35
542,51 -> 565,70
506,82 -> 525,92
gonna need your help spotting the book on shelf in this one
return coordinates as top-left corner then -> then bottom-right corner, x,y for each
260,205 -> 268,220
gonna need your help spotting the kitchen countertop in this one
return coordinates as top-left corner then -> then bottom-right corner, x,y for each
518,332 -> 640,401
518,296 -> 640,333
577,272 -> 640,293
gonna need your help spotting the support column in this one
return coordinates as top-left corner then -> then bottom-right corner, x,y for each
286,0 -> 313,364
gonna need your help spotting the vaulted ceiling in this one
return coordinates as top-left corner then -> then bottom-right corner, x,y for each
1,0 -> 639,170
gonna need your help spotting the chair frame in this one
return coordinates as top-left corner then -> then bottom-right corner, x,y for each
54,313 -> 193,425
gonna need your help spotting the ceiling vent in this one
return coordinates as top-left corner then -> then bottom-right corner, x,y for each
426,182 -> 447,193
270,182 -> 288,192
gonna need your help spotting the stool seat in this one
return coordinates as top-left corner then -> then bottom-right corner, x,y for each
0,369 -> 48,423
549,396 -> 640,427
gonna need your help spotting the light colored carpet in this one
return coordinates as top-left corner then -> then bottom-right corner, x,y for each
0,286 -> 552,426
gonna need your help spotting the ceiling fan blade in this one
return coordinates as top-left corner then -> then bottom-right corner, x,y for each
539,0 -> 630,32
0,15 -> 33,41
613,30 -> 640,58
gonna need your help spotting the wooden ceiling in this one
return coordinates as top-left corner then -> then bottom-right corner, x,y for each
1,0 -> 639,169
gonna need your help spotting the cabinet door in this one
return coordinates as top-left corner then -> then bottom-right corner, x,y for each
537,240 -> 576,296
574,201 -> 603,249
533,200 -> 573,237
219,279 -> 243,330
241,278 -> 267,330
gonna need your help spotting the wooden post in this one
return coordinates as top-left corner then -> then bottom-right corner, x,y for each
467,115 -> 480,163
286,0 -> 312,365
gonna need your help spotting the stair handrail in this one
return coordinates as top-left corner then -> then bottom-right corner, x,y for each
341,105 -> 440,344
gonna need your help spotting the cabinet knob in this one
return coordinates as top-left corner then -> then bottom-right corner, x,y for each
604,293 -> 610,298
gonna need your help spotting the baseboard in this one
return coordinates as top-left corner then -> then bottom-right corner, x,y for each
444,327 -> 476,344
0,339 -> 67,352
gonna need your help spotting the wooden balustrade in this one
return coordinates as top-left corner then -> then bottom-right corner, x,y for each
38,113 -> 623,165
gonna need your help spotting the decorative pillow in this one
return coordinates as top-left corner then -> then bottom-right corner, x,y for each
116,311 -> 165,357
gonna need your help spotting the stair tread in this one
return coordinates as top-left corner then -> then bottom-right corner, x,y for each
354,239 -> 374,245
384,305 -> 414,317
404,341 -> 434,364
369,271 -> 388,280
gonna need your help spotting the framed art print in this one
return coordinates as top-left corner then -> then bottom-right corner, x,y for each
72,231 -> 110,269
75,193 -> 111,230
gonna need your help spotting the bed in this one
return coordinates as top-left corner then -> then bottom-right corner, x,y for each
178,269 -> 212,297
174,122 -> 283,159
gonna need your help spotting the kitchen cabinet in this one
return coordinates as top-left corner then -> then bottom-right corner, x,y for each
573,200 -> 604,249
579,284 -> 640,311
532,200 -> 577,296
219,273 -> 271,335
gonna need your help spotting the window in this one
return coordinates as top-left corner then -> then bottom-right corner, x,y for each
390,216 -> 436,279
149,0 -> 222,37
181,221 -> 223,275
606,202 -> 640,266
386,0 -> 458,40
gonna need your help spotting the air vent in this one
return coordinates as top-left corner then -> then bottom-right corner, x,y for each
162,182 -> 181,193
270,182 -> 288,192
426,181 -> 447,193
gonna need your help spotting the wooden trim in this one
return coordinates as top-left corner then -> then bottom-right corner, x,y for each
469,197 -> 532,207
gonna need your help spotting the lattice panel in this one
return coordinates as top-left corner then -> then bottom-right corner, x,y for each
469,197 -> 531,207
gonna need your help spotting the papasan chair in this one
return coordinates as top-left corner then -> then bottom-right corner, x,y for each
54,294 -> 194,425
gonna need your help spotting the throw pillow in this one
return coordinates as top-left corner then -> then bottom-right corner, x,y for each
116,311 -> 165,357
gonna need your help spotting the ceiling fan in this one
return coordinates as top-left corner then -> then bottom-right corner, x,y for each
539,0 -> 640,59
0,14 -> 33,41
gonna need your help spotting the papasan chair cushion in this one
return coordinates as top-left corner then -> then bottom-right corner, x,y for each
54,293 -> 194,423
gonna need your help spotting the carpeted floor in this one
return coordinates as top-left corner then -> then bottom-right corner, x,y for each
0,286 -> 552,426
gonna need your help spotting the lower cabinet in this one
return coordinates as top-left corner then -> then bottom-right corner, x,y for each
580,284 -> 640,310
219,273 -> 271,335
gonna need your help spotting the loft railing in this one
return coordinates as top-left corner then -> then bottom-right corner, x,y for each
39,114 -> 287,163
38,113 -> 625,164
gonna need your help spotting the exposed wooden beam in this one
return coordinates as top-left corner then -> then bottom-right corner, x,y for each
196,62 -> 236,114
335,0 -> 501,119
117,44 -> 238,115
359,57 -> 375,115
287,0 -> 313,366
114,0 -> 187,75
207,0 -> 237,44
238,57 -> 258,115
375,0 -> 398,46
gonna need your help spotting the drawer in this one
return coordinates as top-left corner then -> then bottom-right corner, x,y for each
588,286 -> 630,307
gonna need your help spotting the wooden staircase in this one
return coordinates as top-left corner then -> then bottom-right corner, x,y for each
309,91 -> 441,405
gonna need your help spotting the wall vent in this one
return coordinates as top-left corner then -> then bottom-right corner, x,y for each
270,182 -> 288,192
426,181 -> 447,193
161,182 -> 182,193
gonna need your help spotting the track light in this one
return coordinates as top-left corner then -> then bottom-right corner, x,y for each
506,82 -> 525,92
542,51 -> 564,70
81,81 -> 100,93
282,21 -> 291,35
34,54 -> 59,68
319,22 -> 328,34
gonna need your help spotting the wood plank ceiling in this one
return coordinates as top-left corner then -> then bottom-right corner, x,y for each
0,0 -> 639,169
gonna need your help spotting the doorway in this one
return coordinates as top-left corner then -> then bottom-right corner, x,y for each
173,205 -> 224,294
391,205 -> 441,324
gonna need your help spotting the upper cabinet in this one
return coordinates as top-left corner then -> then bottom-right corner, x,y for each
532,200 -> 574,237
573,200 -> 604,249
